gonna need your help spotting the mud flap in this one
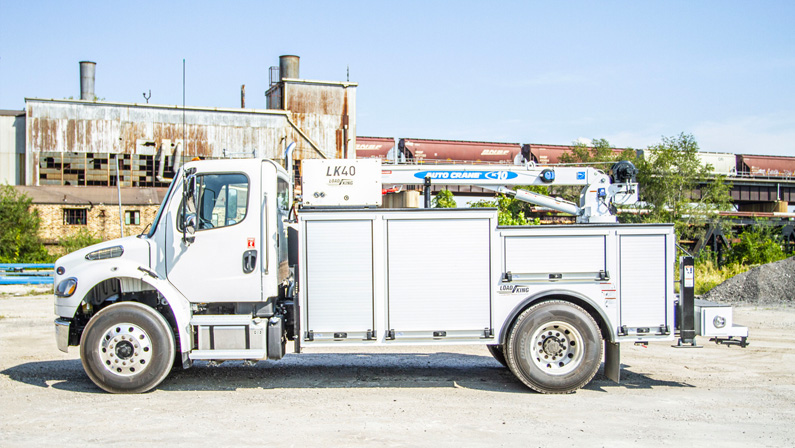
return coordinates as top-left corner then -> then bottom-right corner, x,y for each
267,316 -> 286,360
605,340 -> 620,383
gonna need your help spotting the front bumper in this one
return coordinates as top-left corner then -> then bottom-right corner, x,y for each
55,318 -> 71,353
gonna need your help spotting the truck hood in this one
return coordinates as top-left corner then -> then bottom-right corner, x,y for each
54,235 -> 151,281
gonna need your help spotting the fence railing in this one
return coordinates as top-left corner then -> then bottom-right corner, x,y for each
0,264 -> 55,285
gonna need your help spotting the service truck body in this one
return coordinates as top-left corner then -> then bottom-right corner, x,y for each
52,156 -> 693,394
298,207 -> 674,347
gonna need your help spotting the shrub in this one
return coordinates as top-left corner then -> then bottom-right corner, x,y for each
693,258 -> 749,296
59,229 -> 103,255
0,185 -> 51,262
432,189 -> 457,208
727,224 -> 787,266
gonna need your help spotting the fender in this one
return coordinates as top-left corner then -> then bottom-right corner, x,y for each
130,271 -> 193,354
57,258 -> 193,354
498,288 -> 615,345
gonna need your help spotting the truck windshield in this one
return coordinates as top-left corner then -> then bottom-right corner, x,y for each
146,175 -> 178,238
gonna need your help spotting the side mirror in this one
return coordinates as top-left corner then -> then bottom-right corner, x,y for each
184,213 -> 197,242
182,168 -> 198,244
226,188 -> 238,225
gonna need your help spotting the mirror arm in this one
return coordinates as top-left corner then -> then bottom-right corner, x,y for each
182,168 -> 197,245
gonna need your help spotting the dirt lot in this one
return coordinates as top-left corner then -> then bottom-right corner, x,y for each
2,286 -> 794,447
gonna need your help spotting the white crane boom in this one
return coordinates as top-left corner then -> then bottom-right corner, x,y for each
379,162 -> 639,223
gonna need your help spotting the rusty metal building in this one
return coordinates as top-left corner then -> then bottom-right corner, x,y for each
23,55 -> 357,187
266,55 -> 357,159
0,109 -> 26,184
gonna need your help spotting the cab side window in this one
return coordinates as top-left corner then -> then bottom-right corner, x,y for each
277,178 -> 290,217
180,173 -> 249,231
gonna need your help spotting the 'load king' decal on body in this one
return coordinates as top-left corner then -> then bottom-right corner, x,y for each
498,284 -> 530,295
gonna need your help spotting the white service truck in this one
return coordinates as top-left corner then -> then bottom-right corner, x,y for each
52,149 -> 741,394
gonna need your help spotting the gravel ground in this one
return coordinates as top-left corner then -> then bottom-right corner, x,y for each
704,256 -> 795,304
2,286 -> 795,447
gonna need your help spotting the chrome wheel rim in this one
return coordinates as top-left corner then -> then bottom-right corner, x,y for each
528,321 -> 584,375
97,323 -> 153,376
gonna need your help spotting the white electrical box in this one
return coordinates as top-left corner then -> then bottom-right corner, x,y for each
695,299 -> 748,338
301,159 -> 382,207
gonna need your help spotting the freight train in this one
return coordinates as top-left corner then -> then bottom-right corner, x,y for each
356,137 -> 795,178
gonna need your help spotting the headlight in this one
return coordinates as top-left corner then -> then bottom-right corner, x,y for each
55,278 -> 78,297
85,245 -> 124,261
713,315 -> 727,329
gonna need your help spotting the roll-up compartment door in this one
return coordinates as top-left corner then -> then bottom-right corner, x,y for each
504,235 -> 606,281
619,234 -> 668,330
305,220 -> 374,338
387,218 -> 491,337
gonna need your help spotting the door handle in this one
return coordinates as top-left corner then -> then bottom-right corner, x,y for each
242,250 -> 257,274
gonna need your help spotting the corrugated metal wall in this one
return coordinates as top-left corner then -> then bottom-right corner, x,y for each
0,112 -> 26,184
25,98 -> 350,186
268,79 -> 357,160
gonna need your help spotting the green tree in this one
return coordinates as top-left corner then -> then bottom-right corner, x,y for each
559,138 -> 635,167
0,185 -> 51,262
632,133 -> 733,235
432,189 -> 457,208
555,138 -> 636,203
471,194 -> 541,226
727,223 -> 787,266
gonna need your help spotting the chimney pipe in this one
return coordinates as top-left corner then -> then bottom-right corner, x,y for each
79,61 -> 96,100
279,55 -> 300,81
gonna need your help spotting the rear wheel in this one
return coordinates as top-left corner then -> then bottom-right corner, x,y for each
505,300 -> 602,394
487,345 -> 508,367
80,302 -> 175,394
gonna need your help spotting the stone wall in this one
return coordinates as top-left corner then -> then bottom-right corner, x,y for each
34,203 -> 160,249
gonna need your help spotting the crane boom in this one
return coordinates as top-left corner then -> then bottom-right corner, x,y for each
379,162 -> 638,223
299,158 -> 639,224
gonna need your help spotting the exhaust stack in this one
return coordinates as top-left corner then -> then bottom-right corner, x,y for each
79,61 -> 96,100
279,55 -> 299,80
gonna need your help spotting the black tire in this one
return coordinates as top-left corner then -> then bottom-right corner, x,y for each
505,300 -> 602,394
80,302 -> 175,394
487,344 -> 508,368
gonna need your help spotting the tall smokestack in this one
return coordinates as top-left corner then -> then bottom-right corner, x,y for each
279,55 -> 299,80
79,61 -> 96,100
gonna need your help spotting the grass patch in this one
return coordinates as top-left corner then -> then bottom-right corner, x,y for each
28,287 -> 53,296
694,259 -> 753,296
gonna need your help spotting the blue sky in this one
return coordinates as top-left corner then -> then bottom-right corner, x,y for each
1,1 -> 793,155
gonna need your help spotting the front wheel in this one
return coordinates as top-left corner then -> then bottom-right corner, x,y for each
505,300 -> 602,394
80,302 -> 175,394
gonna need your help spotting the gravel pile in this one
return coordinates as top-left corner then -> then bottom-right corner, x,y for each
703,256 -> 795,304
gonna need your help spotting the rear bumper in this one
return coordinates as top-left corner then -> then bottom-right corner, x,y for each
55,318 -> 71,353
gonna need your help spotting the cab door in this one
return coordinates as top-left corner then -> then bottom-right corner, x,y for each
165,162 -> 262,302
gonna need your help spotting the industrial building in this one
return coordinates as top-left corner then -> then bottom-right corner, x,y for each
0,109 -> 25,185
22,57 -> 355,188
2,56 -> 357,246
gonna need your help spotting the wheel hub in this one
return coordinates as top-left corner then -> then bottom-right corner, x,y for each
542,337 -> 564,356
97,323 -> 154,377
529,321 -> 585,376
115,340 -> 134,359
